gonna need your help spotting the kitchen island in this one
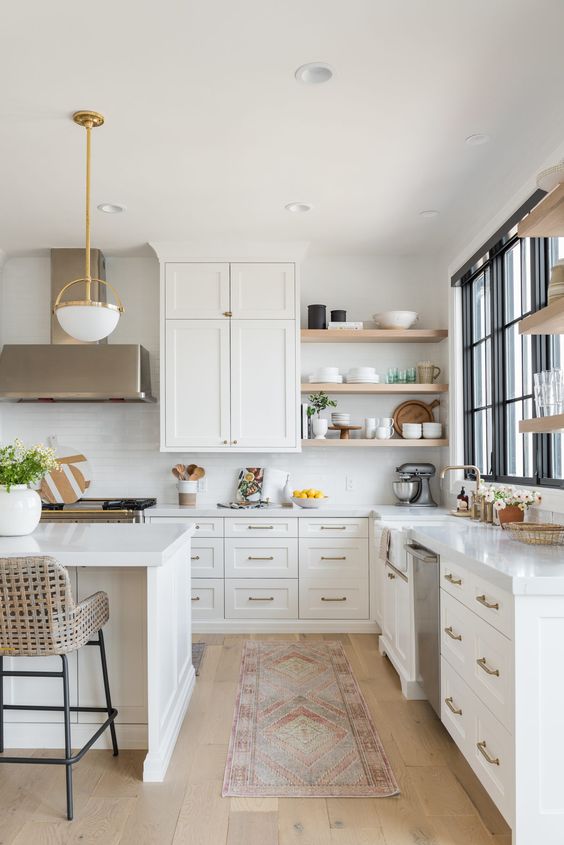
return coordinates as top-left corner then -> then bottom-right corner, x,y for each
0,522 -> 195,782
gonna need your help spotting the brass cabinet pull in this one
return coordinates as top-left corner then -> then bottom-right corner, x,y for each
477,657 -> 500,677
223,311 -> 232,317
248,596 -> 274,601
444,573 -> 462,586
232,440 -> 238,445
248,525 -> 274,529
476,594 -> 499,610
191,596 -> 200,602
247,556 -> 274,560
320,556 -> 347,560
387,572 -> 396,580
321,596 -> 347,602
195,525 -> 200,530
223,440 -> 228,444
445,697 -> 462,716
320,525 -> 347,530
477,740 -> 500,766
444,626 -> 462,641
191,555 -> 200,561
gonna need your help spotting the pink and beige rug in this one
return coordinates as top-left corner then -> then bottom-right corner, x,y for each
222,640 -> 399,798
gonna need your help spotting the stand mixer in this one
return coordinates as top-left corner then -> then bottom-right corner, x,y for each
393,462 -> 438,507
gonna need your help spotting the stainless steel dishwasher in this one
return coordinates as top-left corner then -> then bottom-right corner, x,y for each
406,542 -> 440,716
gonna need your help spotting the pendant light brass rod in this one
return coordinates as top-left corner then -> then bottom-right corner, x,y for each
84,119 -> 92,300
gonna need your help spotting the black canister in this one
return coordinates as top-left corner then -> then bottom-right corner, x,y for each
330,310 -> 347,322
308,304 -> 327,330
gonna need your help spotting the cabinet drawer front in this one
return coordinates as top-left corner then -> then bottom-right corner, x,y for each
225,518 -> 297,538
441,656 -> 473,751
225,539 -> 298,578
469,686 -> 514,824
440,560 -> 468,602
165,262 -> 230,319
191,579 -> 225,620
299,518 -> 368,538
298,539 -> 368,578
469,575 -> 513,639
148,516 -> 223,537
225,579 -> 298,619
441,590 -> 471,677
191,539 -> 224,577
299,578 -> 369,619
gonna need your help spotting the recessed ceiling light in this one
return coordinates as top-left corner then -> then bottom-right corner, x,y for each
97,203 -> 126,214
294,63 -> 333,85
285,202 -> 312,213
420,209 -> 439,219
465,133 -> 490,146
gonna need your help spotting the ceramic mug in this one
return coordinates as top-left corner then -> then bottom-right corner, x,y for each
375,426 -> 393,440
417,361 -> 441,383
377,417 -> 394,429
364,418 -> 377,439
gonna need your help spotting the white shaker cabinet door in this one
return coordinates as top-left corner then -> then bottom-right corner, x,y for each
165,263 -> 230,319
230,320 -> 297,450
230,263 -> 295,319
165,320 -> 230,448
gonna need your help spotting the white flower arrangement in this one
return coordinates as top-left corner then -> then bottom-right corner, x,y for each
478,483 -> 541,511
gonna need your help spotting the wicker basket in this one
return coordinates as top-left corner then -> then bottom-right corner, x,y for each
503,522 -> 564,546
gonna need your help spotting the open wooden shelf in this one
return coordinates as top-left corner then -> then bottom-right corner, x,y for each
517,183 -> 564,238
519,298 -> 564,335
302,438 -> 448,448
301,383 -> 448,394
519,414 -> 564,434
301,329 -> 448,343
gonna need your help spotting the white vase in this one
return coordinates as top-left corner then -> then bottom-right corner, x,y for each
0,485 -> 42,536
312,417 -> 329,439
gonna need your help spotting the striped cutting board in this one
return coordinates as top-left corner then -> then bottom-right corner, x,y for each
40,447 -> 92,504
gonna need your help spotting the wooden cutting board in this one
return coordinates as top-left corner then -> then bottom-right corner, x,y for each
393,399 -> 440,437
40,445 -> 92,504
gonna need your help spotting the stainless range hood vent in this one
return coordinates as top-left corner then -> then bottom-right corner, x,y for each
0,249 -> 156,402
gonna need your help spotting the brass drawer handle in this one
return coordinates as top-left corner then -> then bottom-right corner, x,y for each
248,525 -> 274,529
444,573 -> 462,586
387,572 -> 396,580
445,696 -> 462,716
477,657 -> 500,677
321,596 -> 347,602
444,626 -> 462,641
320,525 -> 347,530
476,594 -> 499,610
477,741 -> 500,766
248,596 -> 274,601
191,555 -> 200,561
191,596 -> 200,602
247,556 -> 274,560
223,311 -> 232,317
320,556 -> 347,560
195,525 -> 200,530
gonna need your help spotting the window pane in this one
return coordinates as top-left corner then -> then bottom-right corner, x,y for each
506,402 -> 523,477
522,239 -> 532,314
550,433 -> 564,479
504,244 -> 521,322
523,398 -> 534,479
505,325 -> 532,400
473,340 -> 491,408
472,270 -> 490,341
474,410 -> 487,475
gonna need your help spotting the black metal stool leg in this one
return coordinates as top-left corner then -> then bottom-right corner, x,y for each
0,655 -> 4,753
98,630 -> 118,757
61,654 -> 73,821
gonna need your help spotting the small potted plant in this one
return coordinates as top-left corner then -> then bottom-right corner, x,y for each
0,439 -> 59,536
485,484 -> 542,527
307,392 -> 337,439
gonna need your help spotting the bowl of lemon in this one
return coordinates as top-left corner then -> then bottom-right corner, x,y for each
292,489 -> 328,508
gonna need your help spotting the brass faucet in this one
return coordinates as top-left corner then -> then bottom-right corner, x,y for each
440,465 -> 482,518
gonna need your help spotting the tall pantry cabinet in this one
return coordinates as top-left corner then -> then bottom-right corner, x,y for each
158,259 -> 300,452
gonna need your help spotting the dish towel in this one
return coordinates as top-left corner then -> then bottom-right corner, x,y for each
374,526 -> 390,560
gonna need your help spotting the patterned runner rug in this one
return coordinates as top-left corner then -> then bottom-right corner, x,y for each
222,640 -> 399,798
192,642 -> 206,676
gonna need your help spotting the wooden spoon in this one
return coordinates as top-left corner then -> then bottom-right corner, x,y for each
189,466 -> 205,481
172,464 -> 187,480
186,464 -> 198,478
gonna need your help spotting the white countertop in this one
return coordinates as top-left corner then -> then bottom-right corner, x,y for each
412,521 -> 564,595
147,503 -> 452,519
0,523 -> 193,567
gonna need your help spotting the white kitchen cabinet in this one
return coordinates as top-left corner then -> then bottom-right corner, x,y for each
230,320 -> 296,449
379,562 -> 421,699
165,320 -> 230,449
165,263 -> 230,319
230,263 -> 295,319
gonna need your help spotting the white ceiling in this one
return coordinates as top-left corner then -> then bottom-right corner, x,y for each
2,0 -> 564,258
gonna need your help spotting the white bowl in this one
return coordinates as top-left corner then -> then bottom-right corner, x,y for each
402,431 -> 422,440
373,310 -> 419,330
292,496 -> 328,509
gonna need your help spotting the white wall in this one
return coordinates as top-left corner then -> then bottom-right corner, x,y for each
0,253 -> 448,504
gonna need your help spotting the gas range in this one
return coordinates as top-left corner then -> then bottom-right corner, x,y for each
40,498 -> 157,524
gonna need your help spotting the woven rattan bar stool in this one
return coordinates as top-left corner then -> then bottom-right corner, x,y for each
0,556 -> 118,820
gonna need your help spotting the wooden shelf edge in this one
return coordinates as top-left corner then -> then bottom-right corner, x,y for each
519,415 -> 564,434
519,297 -> 564,335
517,183 -> 564,238
300,329 -> 448,343
301,383 -> 448,394
302,438 -> 448,448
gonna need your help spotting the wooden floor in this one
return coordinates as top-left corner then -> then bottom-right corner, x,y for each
0,633 -> 512,845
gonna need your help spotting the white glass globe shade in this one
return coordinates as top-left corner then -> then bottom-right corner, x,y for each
56,304 -> 120,342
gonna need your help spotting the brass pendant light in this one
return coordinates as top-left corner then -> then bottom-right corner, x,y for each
53,111 -> 124,342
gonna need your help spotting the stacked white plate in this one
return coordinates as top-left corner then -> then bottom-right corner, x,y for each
309,367 -> 342,384
331,413 -> 351,425
346,367 -> 380,384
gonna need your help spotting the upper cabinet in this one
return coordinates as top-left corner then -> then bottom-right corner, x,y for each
165,263 -> 230,319
230,263 -> 295,319
159,260 -> 300,452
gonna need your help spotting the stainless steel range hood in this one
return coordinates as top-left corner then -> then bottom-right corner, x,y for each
0,249 -> 156,402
